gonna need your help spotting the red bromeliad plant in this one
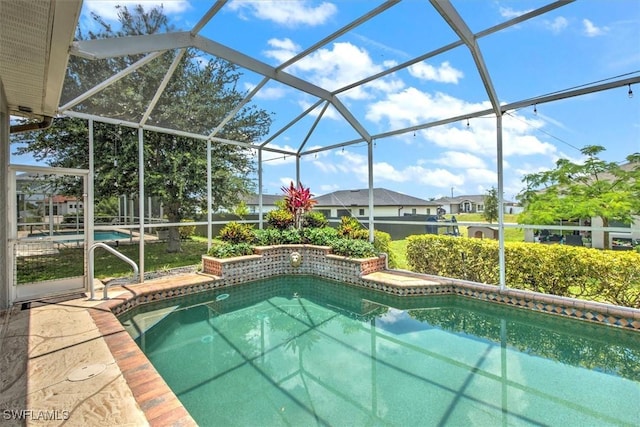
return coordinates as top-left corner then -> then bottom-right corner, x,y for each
281,181 -> 317,229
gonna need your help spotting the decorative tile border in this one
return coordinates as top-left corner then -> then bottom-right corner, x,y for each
106,246 -> 640,331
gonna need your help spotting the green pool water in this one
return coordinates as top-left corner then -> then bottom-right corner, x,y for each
120,276 -> 640,426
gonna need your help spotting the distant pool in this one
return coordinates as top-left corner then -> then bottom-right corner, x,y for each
120,276 -> 640,426
28,230 -> 131,241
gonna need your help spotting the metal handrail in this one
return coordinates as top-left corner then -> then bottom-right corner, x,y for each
88,242 -> 139,300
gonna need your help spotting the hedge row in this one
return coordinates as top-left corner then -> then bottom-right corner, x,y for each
406,235 -> 640,308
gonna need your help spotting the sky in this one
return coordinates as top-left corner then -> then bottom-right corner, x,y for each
12,0 -> 640,202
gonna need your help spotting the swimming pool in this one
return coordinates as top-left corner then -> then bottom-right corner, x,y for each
28,230 -> 131,241
120,276 -> 640,426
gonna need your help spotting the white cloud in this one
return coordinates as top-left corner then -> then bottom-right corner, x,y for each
432,151 -> 487,169
261,144 -> 297,165
366,89 -> 558,162
546,16 -> 569,34
83,0 -> 190,21
319,183 -> 340,193
267,41 -> 403,99
499,7 -> 532,19
264,38 -> 300,63
366,87 -> 488,128
582,19 -> 608,37
408,61 -> 464,84
244,82 -> 288,100
279,177 -> 295,187
320,150 -> 465,189
465,168 -> 497,184
228,0 -> 337,27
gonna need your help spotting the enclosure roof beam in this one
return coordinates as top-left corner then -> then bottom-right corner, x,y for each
260,99 -> 324,148
70,32 -> 193,59
70,31 -> 372,142
190,0 -> 227,36
276,0 -> 400,71
193,35 -> 371,142
298,102 -> 330,155
63,111 -> 296,156
430,0 -> 500,114
58,51 -> 165,112
301,74 -> 640,157
140,49 -> 187,126
334,1 -> 572,97
208,77 -> 270,139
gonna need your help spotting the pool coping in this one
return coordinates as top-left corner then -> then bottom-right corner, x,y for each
93,250 -> 640,425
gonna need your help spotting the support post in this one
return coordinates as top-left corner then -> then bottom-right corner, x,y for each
138,128 -> 145,283
86,119 -> 95,290
207,140 -> 212,249
367,139 -> 374,242
497,114 -> 506,290
258,148 -> 264,230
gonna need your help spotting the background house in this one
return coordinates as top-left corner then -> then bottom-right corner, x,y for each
314,188 -> 440,218
434,195 -> 522,215
242,194 -> 282,214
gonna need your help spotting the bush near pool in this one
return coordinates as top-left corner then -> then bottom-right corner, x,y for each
406,234 -> 640,309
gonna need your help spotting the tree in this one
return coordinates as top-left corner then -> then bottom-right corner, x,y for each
12,5 -> 272,252
517,145 -> 640,249
482,187 -> 499,223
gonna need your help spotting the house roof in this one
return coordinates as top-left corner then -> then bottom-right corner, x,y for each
314,188 -> 437,207
44,195 -> 78,203
243,194 -> 283,206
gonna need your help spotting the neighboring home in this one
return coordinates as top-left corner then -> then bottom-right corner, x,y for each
43,195 -> 83,216
242,194 -> 283,214
434,195 -> 522,215
16,172 -> 83,221
313,188 -> 440,218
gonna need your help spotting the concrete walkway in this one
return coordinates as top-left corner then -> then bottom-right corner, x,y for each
0,292 -> 148,426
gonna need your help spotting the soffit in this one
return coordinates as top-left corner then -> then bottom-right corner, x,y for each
0,0 -> 82,118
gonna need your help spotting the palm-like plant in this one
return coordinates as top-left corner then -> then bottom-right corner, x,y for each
281,181 -> 317,229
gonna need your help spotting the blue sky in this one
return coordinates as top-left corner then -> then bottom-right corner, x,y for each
14,0 -> 640,202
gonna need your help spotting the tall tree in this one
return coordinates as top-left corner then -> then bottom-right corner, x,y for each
517,145 -> 640,249
13,5 -> 272,252
482,187 -> 499,223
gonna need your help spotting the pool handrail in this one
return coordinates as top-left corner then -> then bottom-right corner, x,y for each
88,242 -> 139,300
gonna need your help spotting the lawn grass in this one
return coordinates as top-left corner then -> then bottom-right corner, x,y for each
17,239 -> 208,283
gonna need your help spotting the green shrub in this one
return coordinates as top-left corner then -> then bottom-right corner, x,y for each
330,238 -> 377,258
304,226 -> 339,246
337,216 -> 364,238
253,228 -> 284,246
179,219 -> 196,240
219,222 -> 255,244
266,209 -> 295,230
303,211 -> 329,228
207,241 -> 254,258
406,234 -> 640,308
281,228 -> 302,244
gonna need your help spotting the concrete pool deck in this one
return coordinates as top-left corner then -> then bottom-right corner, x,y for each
0,275 -> 206,427
1,269 -> 639,426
